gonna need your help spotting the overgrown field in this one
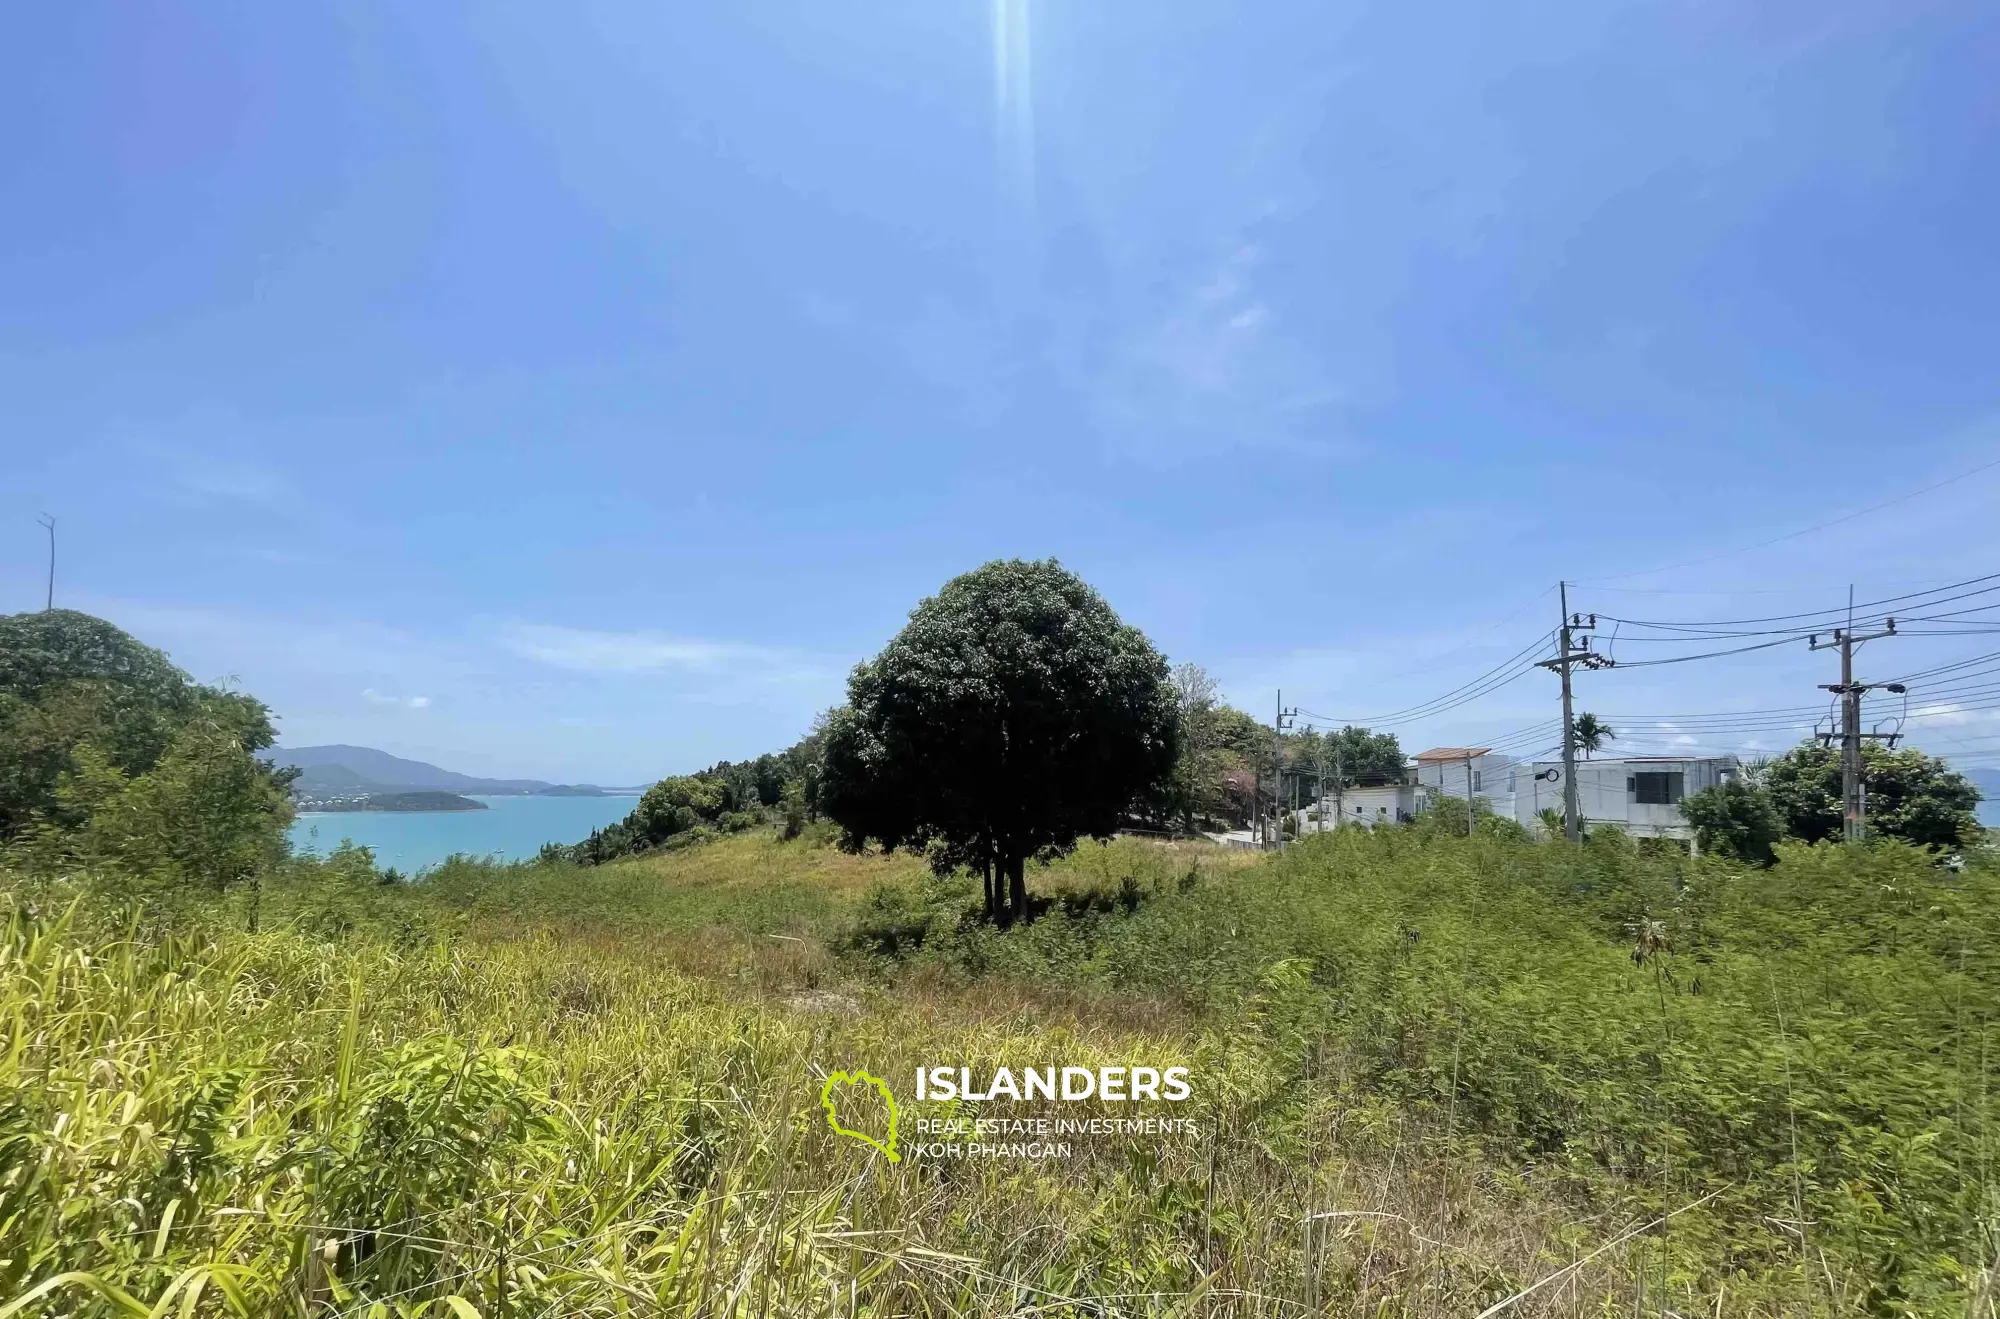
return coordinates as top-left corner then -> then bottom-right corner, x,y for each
4,830 -> 1998,1316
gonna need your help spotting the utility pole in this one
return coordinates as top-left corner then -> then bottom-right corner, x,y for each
1810,589 -> 1899,842
37,514 -> 55,611
1272,691 -> 1298,850
1463,751 -> 1477,837
1536,582 -> 1613,842
1333,738 -> 1344,832
1310,728 -> 1325,834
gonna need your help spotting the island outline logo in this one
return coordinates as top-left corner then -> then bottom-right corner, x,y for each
820,1069 -> 900,1162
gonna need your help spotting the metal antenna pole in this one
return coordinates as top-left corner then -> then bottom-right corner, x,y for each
37,514 -> 55,610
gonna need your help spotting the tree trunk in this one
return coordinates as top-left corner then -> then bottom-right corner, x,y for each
981,857 -> 996,923
1006,854 -> 1028,925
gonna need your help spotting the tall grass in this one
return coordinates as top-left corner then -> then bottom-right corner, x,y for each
4,829 -> 1996,1315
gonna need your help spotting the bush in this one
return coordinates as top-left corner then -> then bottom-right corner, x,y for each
718,810 -> 761,834
839,827 -> 2000,1304
1681,778 -> 1782,864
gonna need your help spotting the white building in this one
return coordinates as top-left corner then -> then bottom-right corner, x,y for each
1411,746 -> 1517,815
1509,754 -> 1741,840
1313,782 -> 1419,830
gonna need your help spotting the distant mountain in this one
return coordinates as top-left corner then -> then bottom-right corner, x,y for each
291,764 -> 381,793
274,745 -> 608,796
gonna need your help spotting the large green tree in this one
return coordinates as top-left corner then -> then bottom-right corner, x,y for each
0,610 -> 293,888
818,559 -> 1179,923
1320,725 -> 1405,785
1761,741 -> 1981,850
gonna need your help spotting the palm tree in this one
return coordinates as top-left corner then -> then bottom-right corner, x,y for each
1574,712 -> 1614,759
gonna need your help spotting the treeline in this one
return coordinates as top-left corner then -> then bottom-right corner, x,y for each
0,610 -> 295,890
553,729 -> 827,865
558,678 -> 1407,867
556,583 -> 1416,871
1166,662 -> 1403,832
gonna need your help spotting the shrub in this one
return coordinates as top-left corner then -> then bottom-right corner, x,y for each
1681,778 -> 1783,864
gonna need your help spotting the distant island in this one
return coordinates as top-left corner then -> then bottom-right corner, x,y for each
275,745 -> 634,810
360,791 -> 486,813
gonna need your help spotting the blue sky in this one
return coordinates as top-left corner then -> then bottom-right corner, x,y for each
4,0 -> 1998,785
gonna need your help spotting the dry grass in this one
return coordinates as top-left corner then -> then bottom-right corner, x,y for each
0,863 -> 1720,1318
14,830 -> 1974,1316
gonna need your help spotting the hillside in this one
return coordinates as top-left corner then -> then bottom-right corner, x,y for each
275,744 -> 613,796
10,827 -> 1998,1315
347,790 -> 487,812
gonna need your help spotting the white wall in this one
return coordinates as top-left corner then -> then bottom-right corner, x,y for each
1415,753 -> 1515,819
1415,754 -> 1512,803
1319,784 -> 1415,829
1512,757 -> 1739,838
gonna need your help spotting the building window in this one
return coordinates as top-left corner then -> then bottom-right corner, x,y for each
1633,772 -> 1684,805
1471,770 -> 1482,792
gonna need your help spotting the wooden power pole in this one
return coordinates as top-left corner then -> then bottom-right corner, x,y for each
1271,691 -> 1297,849
1537,582 -> 1612,842
1810,592 -> 1899,841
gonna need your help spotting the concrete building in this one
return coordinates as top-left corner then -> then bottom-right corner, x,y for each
1411,746 -> 1517,815
1313,782 -> 1419,830
1509,754 -> 1741,840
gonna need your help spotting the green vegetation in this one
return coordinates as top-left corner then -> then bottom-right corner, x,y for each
820,559 -> 1179,924
8,600 -> 2000,1316
1682,743 -> 1982,859
341,791 -> 488,813
8,826 -> 1999,1316
1680,776 -> 1785,864
554,736 -> 823,865
0,610 -> 294,893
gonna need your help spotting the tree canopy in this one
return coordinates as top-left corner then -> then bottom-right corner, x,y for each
818,559 -> 1178,923
1297,725 -> 1406,786
1680,777 -> 1785,865
0,610 -> 292,889
1760,742 -> 1981,850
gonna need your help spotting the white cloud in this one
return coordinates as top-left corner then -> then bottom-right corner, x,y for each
131,441 -> 286,503
1911,703 -> 2000,728
1091,244 -> 1349,461
498,623 -> 841,692
363,689 -> 431,710
500,623 -> 746,674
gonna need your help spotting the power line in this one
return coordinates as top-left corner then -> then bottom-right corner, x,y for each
1606,635 -> 1804,668
1295,628 -> 1556,728
1574,453 -> 2000,585
1584,571 -> 2000,633
1885,648 -> 2000,684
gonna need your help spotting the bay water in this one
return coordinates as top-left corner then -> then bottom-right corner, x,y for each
288,793 -> 640,871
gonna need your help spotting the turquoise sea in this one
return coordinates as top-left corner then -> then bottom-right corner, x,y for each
288,794 -> 640,871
